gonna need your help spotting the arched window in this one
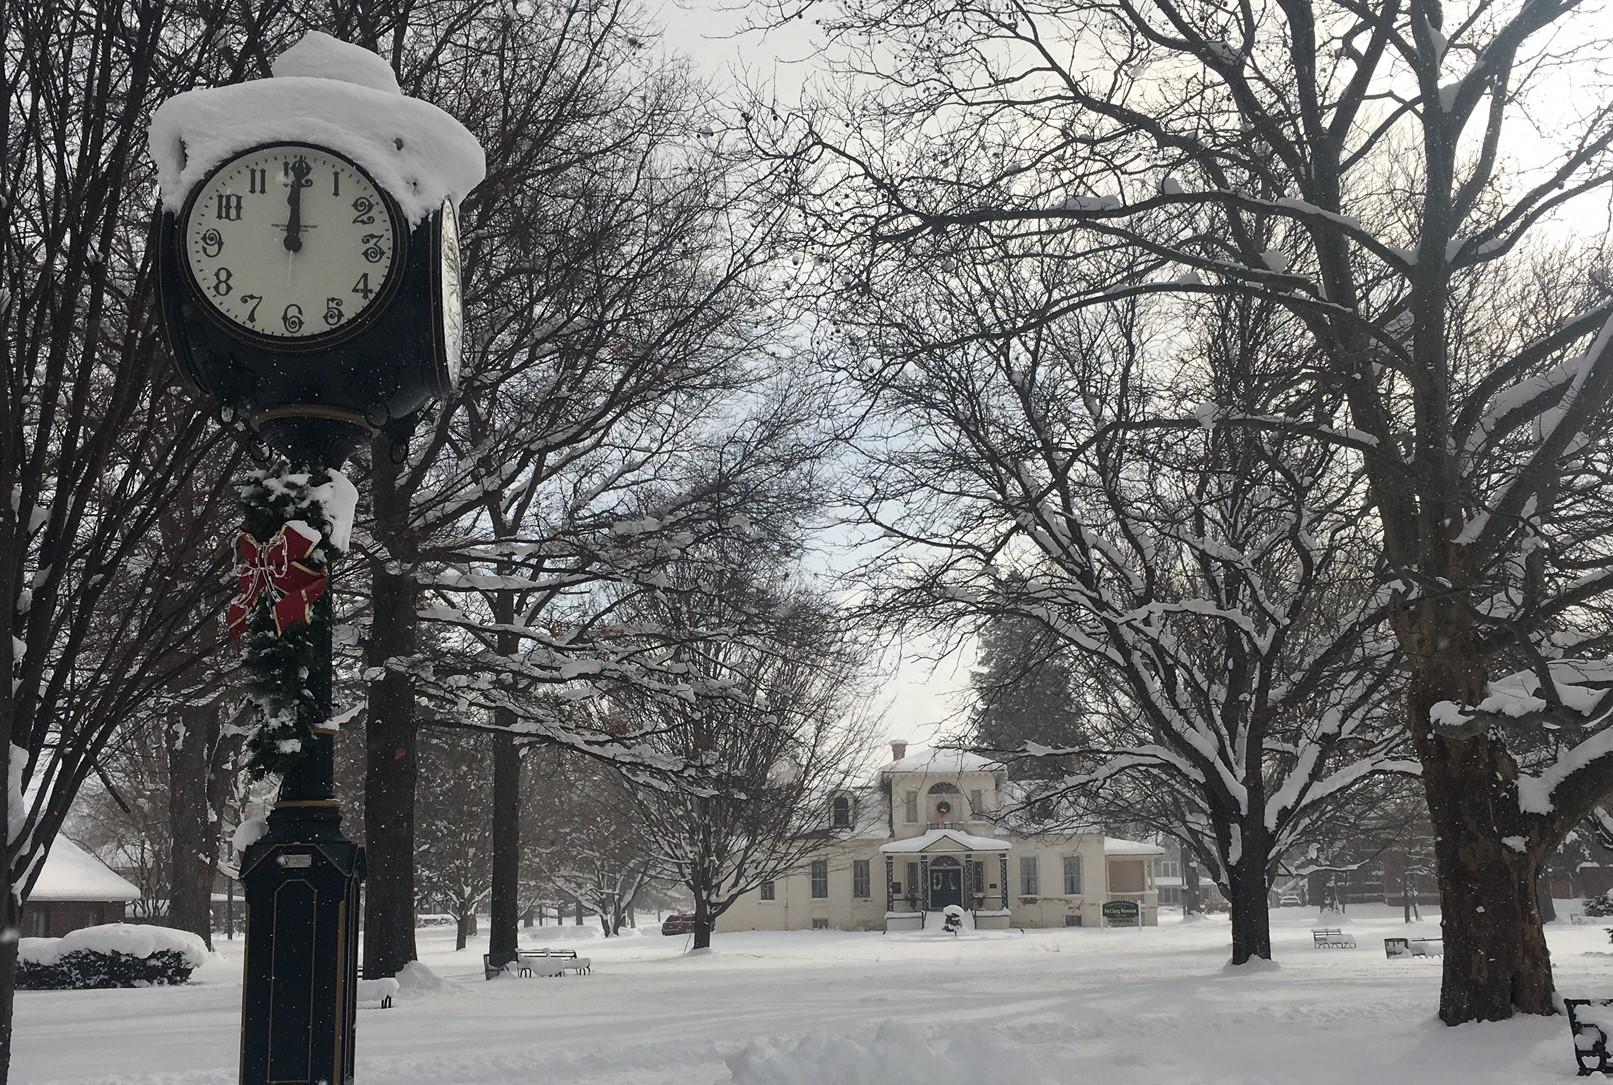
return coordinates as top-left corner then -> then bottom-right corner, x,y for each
927,782 -> 961,823
831,794 -> 852,828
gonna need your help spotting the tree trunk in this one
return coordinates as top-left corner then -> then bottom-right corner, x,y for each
486,702 -> 521,966
166,699 -> 216,948
1427,797 -> 1553,1020
1537,870 -> 1557,925
1400,596 -> 1558,1022
0,886 -> 16,1084
362,446 -> 420,977
691,889 -> 713,951
1225,857 -> 1272,965
455,911 -> 472,951
1183,859 -> 1203,914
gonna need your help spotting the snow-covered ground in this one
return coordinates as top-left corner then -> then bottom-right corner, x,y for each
16,904 -> 1613,1083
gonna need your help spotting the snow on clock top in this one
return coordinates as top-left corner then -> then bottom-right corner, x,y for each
149,32 -> 484,226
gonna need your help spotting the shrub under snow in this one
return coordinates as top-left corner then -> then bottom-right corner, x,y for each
18,924 -> 208,990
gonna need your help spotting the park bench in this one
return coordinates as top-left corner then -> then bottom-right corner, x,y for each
482,947 -> 593,980
355,965 -> 395,1008
1383,936 -> 1443,959
519,947 -> 592,976
1312,928 -> 1356,949
1565,998 -> 1613,1076
356,977 -> 398,1009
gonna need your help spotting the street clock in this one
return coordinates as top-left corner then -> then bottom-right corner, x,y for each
148,30 -> 484,1085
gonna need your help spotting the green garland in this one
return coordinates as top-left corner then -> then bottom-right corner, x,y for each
236,460 -> 347,779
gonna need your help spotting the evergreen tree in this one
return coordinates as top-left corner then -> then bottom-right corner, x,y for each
969,611 -> 1085,780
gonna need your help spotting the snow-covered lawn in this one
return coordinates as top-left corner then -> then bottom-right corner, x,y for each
16,905 -> 1613,1083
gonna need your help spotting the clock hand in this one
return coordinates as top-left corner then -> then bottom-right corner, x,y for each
284,157 -> 312,253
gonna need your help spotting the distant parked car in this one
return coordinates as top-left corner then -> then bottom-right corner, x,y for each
661,913 -> 698,936
1279,894 -> 1302,907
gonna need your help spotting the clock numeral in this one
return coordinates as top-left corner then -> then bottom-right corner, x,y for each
211,267 -> 232,297
240,294 -> 263,324
323,297 -> 345,327
352,197 -> 376,225
332,170 -> 341,197
199,228 -> 224,258
215,193 -> 243,221
362,234 -> 386,264
281,304 -> 305,334
352,273 -> 374,299
248,167 -> 267,194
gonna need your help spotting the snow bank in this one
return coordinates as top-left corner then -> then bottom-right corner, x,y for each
149,31 -> 483,225
724,1020 -> 1056,1084
395,960 -> 443,993
21,924 -> 208,968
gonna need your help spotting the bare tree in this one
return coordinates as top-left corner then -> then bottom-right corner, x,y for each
526,753 -> 656,937
755,0 -> 1613,1022
414,728 -> 493,951
0,4 -> 297,1076
617,555 -> 869,951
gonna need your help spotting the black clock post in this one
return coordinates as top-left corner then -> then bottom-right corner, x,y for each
149,32 -> 477,1085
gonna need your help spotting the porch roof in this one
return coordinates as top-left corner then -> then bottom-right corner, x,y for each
1103,836 -> 1166,857
879,828 -> 1011,854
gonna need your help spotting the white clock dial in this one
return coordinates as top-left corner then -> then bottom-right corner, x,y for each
183,144 -> 400,341
438,198 -> 463,385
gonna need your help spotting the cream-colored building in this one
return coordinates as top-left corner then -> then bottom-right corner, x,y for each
722,744 -> 1163,933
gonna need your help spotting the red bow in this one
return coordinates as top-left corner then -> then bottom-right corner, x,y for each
226,522 -> 327,643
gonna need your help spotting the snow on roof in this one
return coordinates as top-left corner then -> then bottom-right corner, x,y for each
1103,836 -> 1166,857
880,828 -> 1011,854
149,31 -> 484,226
880,748 -> 1001,776
30,837 -> 140,903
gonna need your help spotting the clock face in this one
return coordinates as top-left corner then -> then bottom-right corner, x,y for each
438,197 -> 463,384
182,144 -> 402,344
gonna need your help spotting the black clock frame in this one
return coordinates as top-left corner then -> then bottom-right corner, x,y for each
176,142 -> 409,354
157,142 -> 457,435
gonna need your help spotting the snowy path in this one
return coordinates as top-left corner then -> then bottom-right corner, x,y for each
16,907 -> 1612,1083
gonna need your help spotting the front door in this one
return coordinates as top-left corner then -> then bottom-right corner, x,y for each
929,866 -> 962,909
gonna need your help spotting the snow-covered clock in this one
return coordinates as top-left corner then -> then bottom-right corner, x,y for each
150,32 -> 482,451
180,143 -> 405,346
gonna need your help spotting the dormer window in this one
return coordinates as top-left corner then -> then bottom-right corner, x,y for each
831,794 -> 852,828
